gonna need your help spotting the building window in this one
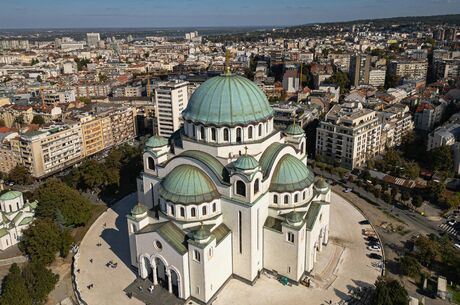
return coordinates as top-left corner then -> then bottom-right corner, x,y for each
223,128 -> 229,141
236,180 -> 246,197
193,250 -> 201,262
180,207 -> 185,217
202,206 -> 207,216
131,224 -> 137,232
248,126 -> 253,139
212,202 -> 216,212
303,191 -> 306,200
200,126 -> 205,140
191,207 -> 196,217
155,240 -> 163,250
170,205 -> 175,216
258,124 -> 262,137
211,128 -> 216,141
301,143 -> 304,154
192,125 -> 196,138
273,194 -> 278,204
284,195 -> 289,204
287,232 -> 295,243
254,179 -> 260,194
294,194 -> 298,202
148,157 -> 155,170
209,247 -> 213,258
236,128 -> 242,143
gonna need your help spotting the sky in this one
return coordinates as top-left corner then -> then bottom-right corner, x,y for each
0,0 -> 459,29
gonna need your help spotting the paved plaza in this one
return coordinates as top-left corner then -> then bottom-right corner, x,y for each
75,192 -> 381,305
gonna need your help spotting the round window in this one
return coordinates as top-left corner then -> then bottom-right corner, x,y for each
155,240 -> 163,251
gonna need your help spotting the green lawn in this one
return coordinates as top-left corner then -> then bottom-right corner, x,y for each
448,285 -> 460,304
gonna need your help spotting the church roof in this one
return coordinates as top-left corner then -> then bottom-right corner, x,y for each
305,201 -> 323,231
259,142 -> 289,178
131,203 -> 148,216
213,223 -> 231,245
0,228 -> 7,238
182,74 -> 274,127
270,154 -> 314,192
136,221 -> 187,255
159,165 -> 220,205
0,191 -> 22,201
166,150 -> 230,185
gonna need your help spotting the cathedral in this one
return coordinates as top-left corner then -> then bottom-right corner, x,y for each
127,72 -> 331,304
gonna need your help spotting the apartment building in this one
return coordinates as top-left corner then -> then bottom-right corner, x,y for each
414,99 -> 447,131
13,124 -> 83,178
388,60 -> 428,82
154,80 -> 189,137
80,115 -> 104,157
378,104 -> 414,148
316,102 -> 381,169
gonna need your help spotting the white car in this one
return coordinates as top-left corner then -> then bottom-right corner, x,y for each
367,245 -> 381,252
454,244 -> 460,250
448,220 -> 456,226
343,188 -> 353,193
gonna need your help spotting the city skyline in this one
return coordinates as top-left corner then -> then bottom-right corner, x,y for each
1,0 -> 460,29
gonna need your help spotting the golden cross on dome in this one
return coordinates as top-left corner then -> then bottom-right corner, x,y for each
225,49 -> 231,75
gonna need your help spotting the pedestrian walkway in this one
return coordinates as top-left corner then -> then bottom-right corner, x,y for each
439,223 -> 459,236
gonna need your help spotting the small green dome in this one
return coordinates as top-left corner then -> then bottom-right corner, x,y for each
0,191 -> 22,201
159,165 -> 219,204
234,154 -> 259,171
145,135 -> 168,148
270,155 -> 314,192
182,75 -> 274,126
285,124 -> 304,136
193,225 -> 211,241
315,177 -> 330,193
131,203 -> 148,216
285,211 -> 304,225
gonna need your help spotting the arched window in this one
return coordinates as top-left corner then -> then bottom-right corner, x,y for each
273,194 -> 278,204
131,224 -> 137,232
192,125 -> 196,138
212,202 -> 217,212
254,179 -> 260,194
294,194 -> 298,202
303,191 -> 306,200
236,128 -> 242,143
211,127 -> 216,141
223,128 -> 229,141
202,206 -> 207,216
200,126 -> 205,140
170,205 -> 175,216
236,180 -> 246,197
180,207 -> 185,217
258,124 -> 262,137
284,195 -> 289,204
300,143 -> 304,154
148,157 -> 155,170
191,207 -> 196,217
248,126 -> 253,139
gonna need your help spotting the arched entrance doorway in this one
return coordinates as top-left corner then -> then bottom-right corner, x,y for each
140,256 -> 152,280
155,257 -> 168,289
170,269 -> 180,298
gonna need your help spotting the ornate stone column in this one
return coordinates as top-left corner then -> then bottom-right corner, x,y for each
152,265 -> 158,285
166,269 -> 172,294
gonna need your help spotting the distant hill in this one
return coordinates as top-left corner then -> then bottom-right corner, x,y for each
295,14 -> 460,27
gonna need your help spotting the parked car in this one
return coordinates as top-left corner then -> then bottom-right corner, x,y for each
359,220 -> 370,225
367,245 -> 381,252
448,219 -> 456,226
454,244 -> 460,250
343,188 -> 353,193
369,253 -> 383,260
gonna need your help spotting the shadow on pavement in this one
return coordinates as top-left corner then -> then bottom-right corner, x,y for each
100,193 -> 137,269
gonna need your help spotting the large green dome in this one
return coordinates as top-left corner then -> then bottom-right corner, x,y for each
159,165 -> 219,205
182,75 -> 274,126
270,155 -> 314,192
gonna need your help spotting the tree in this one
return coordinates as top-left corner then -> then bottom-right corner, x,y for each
385,73 -> 401,89
415,235 -> 440,267
429,146 -> 453,173
14,114 -> 25,126
9,165 -> 33,185
0,119 -> 5,127
32,178 -> 92,226
412,195 -> 423,208
31,115 -> 45,125
325,69 -> 350,94
0,263 -> 32,305
22,262 -> 58,305
20,219 -> 63,265
399,255 -> 421,278
370,276 -> 409,305
425,181 -> 445,208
